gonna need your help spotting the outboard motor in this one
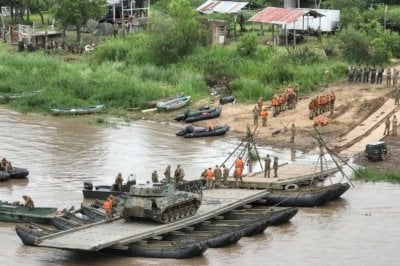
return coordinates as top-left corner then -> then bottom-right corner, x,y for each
84,181 -> 93,190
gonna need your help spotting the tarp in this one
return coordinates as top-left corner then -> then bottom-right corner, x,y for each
197,0 -> 250,14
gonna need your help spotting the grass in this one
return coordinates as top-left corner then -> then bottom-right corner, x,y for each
354,168 -> 400,183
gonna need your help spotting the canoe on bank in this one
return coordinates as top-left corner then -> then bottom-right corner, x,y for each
0,167 -> 29,181
219,95 -> 235,104
147,93 -> 185,108
51,104 -> 105,115
257,183 -> 351,207
175,107 -> 222,123
0,201 -> 58,224
176,124 -> 230,138
156,96 -> 191,112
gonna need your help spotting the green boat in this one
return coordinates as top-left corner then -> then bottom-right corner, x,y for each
0,201 -> 58,224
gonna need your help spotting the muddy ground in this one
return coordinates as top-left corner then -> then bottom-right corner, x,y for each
128,75 -> 400,172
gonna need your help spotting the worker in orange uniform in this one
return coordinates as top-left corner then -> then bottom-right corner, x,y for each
206,167 -> 214,188
103,197 -> 113,222
234,166 -> 243,184
260,108 -> 268,127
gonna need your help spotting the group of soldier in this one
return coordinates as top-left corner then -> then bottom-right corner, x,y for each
308,91 -> 336,119
347,65 -> 388,85
384,115 -> 398,136
201,164 -> 230,188
263,155 -> 279,178
271,85 -> 298,117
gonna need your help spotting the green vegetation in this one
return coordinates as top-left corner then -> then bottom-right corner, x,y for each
2,1 -> 400,115
354,168 -> 400,183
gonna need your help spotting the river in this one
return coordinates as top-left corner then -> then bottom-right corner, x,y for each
0,106 -> 399,266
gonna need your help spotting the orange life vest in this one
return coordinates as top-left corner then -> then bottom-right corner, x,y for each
206,169 -> 214,180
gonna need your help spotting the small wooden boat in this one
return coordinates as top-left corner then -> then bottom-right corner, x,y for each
257,183 -> 350,207
52,209 -> 95,230
174,107 -> 222,123
219,95 -> 235,104
147,92 -> 185,108
0,201 -> 58,224
51,104 -> 105,115
156,96 -> 191,112
79,200 -> 106,221
176,124 -> 230,138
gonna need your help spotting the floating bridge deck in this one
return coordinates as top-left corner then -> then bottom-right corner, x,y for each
37,189 -> 269,251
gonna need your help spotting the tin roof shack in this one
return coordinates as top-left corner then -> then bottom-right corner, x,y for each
285,8 -> 340,34
249,7 -> 325,45
196,0 -> 263,40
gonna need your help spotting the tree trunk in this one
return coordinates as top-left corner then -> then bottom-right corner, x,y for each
76,25 -> 81,42
62,25 -> 66,44
38,11 -> 44,25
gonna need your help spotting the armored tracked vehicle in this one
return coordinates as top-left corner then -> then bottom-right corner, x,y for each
116,182 -> 202,224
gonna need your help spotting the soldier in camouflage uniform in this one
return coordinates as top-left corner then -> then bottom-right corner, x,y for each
348,66 -> 354,83
363,65 -> 370,83
377,65 -> 384,84
386,68 -> 392,87
355,65 -> 362,83
222,164 -> 229,185
370,65 -> 377,84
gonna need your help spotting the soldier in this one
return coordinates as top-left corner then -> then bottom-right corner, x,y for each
22,195 -> 34,210
252,105 -> 259,126
205,167 -> 214,188
386,68 -> 392,87
384,116 -> 391,136
174,164 -> 185,184
393,68 -> 398,87
363,65 -> 370,83
370,65 -> 377,84
213,165 -> 222,187
290,123 -> 296,143
309,98 -> 315,120
222,164 -> 229,185
377,65 -> 384,84
395,87 -> 400,105
114,172 -> 124,192
164,165 -> 171,183
348,65 -> 354,83
273,157 -> 279,178
151,170 -> 159,183
260,108 -> 268,127
257,97 -> 263,114
355,65 -> 362,83
103,197 -> 113,222
264,154 -> 271,178
392,115 -> 398,136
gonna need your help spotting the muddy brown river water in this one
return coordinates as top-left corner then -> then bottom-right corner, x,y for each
1,106 -> 399,266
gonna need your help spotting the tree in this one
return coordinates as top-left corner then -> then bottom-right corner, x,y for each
30,0 -> 49,25
50,0 -> 104,42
